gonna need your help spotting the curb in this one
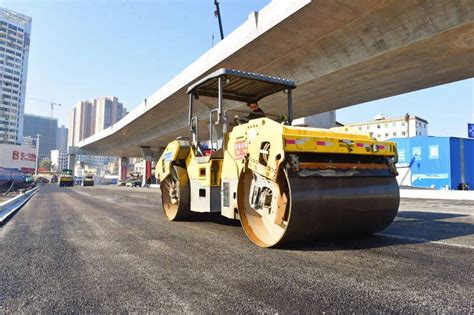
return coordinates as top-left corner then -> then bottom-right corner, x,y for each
0,186 -> 40,223
400,189 -> 474,201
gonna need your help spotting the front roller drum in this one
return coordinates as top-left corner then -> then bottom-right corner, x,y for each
160,165 -> 191,221
237,168 -> 400,247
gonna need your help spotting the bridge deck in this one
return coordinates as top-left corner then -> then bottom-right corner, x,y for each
78,0 -> 474,156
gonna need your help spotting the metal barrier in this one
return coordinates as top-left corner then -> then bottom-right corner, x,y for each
0,186 -> 40,223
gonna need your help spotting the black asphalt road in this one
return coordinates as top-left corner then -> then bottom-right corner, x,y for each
1,185 -> 473,312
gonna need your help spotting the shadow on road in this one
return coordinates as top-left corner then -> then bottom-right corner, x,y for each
183,212 -> 241,227
278,211 -> 473,251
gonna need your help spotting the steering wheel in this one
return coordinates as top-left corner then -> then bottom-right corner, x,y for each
234,115 -> 249,125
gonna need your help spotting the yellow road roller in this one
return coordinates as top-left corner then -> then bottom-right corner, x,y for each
59,169 -> 74,187
156,68 -> 399,247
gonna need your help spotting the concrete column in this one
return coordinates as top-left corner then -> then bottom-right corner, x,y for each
140,147 -> 153,187
67,154 -> 76,176
119,157 -> 129,181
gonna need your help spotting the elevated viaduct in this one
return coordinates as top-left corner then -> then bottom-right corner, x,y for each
78,0 -> 473,158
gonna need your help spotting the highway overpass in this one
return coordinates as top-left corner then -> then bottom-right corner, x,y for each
78,0 -> 474,157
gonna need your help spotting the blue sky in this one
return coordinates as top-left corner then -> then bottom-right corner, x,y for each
2,0 -> 473,137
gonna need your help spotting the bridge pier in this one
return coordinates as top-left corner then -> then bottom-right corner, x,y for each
67,154 -> 76,176
139,147 -> 153,187
118,157 -> 129,182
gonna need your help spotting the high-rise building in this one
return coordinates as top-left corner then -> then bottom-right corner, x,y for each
333,114 -> 429,141
95,96 -> 127,133
23,113 -> 58,160
56,124 -> 68,152
68,96 -> 127,148
67,96 -> 126,169
0,8 -> 32,145
68,100 -> 95,147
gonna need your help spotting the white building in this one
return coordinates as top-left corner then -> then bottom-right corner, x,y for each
50,149 -> 67,172
0,8 -> 32,145
292,112 -> 336,129
333,114 -> 429,141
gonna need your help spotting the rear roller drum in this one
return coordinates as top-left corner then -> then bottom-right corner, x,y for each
238,168 -> 399,247
160,165 -> 191,221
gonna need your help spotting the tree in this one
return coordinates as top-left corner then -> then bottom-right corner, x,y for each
39,159 -> 52,172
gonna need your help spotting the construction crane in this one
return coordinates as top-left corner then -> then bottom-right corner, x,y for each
27,97 -> 61,118
214,0 -> 224,40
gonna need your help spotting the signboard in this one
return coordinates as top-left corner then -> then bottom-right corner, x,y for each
234,140 -> 248,160
398,149 -> 406,163
0,143 -> 36,171
468,123 -> 474,139
412,147 -> 422,161
429,145 -> 439,160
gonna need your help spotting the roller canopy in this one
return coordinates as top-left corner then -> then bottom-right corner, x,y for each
187,68 -> 296,103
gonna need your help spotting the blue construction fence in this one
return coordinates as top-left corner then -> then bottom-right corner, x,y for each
390,136 -> 473,190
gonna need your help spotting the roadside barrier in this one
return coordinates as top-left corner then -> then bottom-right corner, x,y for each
0,186 -> 40,223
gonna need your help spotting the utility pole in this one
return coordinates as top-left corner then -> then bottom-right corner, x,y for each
35,133 -> 40,175
214,0 -> 224,40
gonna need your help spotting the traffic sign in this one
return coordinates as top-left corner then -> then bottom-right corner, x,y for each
468,123 -> 474,138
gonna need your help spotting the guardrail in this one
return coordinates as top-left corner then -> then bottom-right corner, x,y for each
0,186 -> 40,223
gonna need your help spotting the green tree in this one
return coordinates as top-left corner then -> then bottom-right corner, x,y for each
39,159 -> 52,171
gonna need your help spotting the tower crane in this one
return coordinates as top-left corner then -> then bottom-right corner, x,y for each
27,97 -> 61,117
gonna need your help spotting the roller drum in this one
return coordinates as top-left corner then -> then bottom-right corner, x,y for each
283,175 -> 400,244
238,168 -> 400,247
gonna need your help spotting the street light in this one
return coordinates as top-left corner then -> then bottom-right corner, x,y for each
35,133 -> 40,175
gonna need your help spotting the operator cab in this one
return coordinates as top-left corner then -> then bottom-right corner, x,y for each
186,68 -> 296,157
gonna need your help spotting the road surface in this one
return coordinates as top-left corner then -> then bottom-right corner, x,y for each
1,185 -> 473,312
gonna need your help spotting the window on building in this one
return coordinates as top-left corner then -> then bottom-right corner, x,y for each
401,122 -> 406,126
377,124 -> 380,129
385,133 -> 389,137
402,131 -> 406,136
393,132 -> 397,136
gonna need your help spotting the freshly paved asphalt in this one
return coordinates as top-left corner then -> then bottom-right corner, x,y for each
1,184 -> 473,312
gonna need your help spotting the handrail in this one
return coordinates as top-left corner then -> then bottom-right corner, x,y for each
190,116 -> 198,146
209,108 -> 219,151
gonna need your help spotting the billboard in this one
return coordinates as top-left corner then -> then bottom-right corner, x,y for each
0,143 -> 36,171
468,123 -> 474,139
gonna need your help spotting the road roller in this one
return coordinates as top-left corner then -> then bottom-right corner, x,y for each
58,169 -> 74,187
156,68 -> 400,247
